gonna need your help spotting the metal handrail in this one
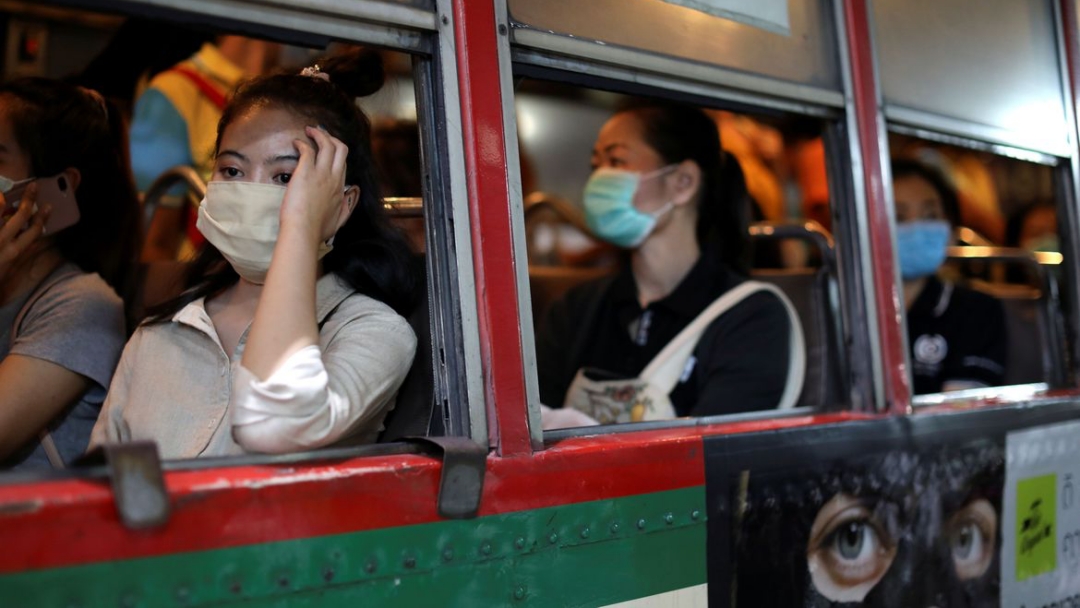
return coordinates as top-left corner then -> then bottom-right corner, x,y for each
384,197 -> 423,217
141,166 -> 207,229
523,192 -> 593,236
749,219 -> 836,268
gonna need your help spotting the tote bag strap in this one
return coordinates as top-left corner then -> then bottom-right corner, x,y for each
639,281 -> 806,409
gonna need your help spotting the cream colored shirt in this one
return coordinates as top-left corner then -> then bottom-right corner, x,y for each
90,274 -> 417,459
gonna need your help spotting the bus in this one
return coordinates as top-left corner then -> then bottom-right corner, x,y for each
2,0 -> 1080,606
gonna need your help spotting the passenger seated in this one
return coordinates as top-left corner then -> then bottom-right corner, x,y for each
91,52 -> 418,458
0,79 -> 139,469
536,101 -> 804,425
892,159 -> 1006,394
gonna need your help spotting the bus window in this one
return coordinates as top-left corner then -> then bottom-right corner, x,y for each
888,134 -> 1069,403
516,78 -> 843,430
0,2 -> 477,476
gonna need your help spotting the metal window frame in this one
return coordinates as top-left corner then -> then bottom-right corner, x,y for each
0,0 -> 492,477
506,0 -> 891,433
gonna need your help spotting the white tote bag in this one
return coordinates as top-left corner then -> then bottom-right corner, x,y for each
553,281 -> 806,427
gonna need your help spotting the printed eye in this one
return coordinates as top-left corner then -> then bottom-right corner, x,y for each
807,493 -> 897,603
947,498 -> 997,580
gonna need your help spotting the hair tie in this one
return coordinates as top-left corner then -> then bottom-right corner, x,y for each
300,64 -> 331,82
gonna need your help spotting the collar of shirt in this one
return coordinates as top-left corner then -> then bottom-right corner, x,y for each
610,253 -> 736,323
171,273 -> 356,338
190,42 -> 246,88
910,276 -> 954,319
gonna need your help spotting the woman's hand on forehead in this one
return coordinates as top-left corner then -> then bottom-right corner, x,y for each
279,125 -> 350,243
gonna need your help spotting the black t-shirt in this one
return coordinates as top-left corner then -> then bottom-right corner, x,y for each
906,277 -> 1007,395
536,255 -> 791,417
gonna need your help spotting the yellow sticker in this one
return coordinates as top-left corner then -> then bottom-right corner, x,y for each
1017,474 -> 1057,581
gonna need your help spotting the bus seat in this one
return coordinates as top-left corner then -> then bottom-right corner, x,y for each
750,267 -> 841,408
964,279 -> 1065,386
378,264 -> 436,442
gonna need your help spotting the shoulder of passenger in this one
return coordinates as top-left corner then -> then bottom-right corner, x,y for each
949,284 -> 1005,315
328,293 -> 417,337
40,272 -> 122,312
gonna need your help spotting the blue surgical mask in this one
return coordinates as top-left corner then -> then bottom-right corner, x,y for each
895,220 -> 951,280
582,167 -> 674,248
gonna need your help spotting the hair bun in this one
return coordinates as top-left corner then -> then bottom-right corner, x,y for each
319,47 -> 385,98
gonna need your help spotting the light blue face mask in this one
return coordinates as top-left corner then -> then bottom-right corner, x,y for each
895,219 -> 951,280
582,167 -> 674,248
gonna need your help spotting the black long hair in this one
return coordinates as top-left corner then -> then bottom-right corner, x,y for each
891,158 -> 961,227
616,100 -> 752,274
147,48 -> 417,322
0,79 -> 141,311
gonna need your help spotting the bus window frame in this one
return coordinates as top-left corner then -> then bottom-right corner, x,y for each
0,0 -> 491,477
503,1 -> 891,440
877,0 -> 1080,405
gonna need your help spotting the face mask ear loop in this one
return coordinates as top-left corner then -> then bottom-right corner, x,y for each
651,202 -> 675,221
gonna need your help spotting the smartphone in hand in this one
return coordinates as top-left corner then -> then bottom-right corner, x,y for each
2,174 -> 80,234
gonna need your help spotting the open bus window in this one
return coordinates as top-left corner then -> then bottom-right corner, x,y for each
0,3 -> 469,478
888,134 -> 1069,405
515,78 -> 842,432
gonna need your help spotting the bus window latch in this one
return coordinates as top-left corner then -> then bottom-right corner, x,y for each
82,441 -> 170,530
405,436 -> 487,519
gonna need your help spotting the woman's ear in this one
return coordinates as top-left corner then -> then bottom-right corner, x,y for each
668,160 -> 702,207
61,167 -> 82,194
333,185 -> 360,233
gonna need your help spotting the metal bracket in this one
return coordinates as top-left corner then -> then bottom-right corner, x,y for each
404,436 -> 487,519
81,442 -> 170,530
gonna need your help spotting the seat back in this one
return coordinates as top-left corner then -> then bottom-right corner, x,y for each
378,262 -> 437,442
749,267 -> 841,407
964,278 -> 1065,386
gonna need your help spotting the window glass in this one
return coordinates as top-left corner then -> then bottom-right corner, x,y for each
889,134 -> 1068,400
509,0 -> 841,92
0,3 -> 447,478
517,78 -> 840,432
872,0 -> 1069,156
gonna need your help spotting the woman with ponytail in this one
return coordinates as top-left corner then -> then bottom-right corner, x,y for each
0,79 -> 139,469
92,50 -> 418,458
537,100 -> 803,424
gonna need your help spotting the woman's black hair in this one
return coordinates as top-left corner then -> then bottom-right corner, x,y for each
0,79 -> 141,321
147,48 -> 417,322
615,100 -> 752,274
891,158 -> 962,227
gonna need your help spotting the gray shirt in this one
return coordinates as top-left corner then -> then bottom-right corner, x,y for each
1,263 -> 126,470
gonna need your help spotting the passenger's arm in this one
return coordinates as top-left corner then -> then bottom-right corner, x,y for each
690,292 -> 792,417
231,308 -> 417,453
0,356 -> 91,460
241,126 -> 350,379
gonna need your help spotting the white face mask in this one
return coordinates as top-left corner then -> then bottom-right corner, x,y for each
196,181 -> 333,284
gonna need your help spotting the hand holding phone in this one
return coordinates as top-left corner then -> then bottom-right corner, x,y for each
0,182 -> 50,278
3,174 -> 80,235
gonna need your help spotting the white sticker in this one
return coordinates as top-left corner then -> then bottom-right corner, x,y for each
1002,419 -> 1080,607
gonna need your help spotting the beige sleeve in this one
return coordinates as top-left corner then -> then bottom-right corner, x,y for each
231,309 -> 417,454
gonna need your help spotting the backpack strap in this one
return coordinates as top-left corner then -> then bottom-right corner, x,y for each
166,66 -> 229,110
639,280 -> 806,410
11,265 -> 83,469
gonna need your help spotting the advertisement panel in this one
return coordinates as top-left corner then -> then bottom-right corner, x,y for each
704,404 -> 1080,607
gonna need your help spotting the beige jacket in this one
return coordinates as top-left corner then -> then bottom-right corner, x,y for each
90,274 -> 417,459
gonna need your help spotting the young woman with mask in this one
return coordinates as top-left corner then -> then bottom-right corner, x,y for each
91,51 -> 418,458
0,79 -> 139,469
536,100 -> 804,424
892,159 -> 1006,394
